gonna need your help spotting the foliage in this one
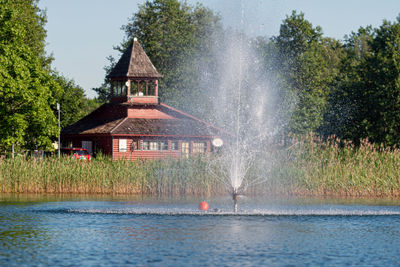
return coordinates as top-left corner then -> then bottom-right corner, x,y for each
357,18 -> 400,146
0,0 -> 52,67
52,73 -> 102,129
0,1 -> 60,151
271,11 -> 341,134
323,18 -> 400,146
95,3 -> 400,146
98,0 -> 222,118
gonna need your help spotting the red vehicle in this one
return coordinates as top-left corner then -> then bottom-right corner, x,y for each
60,148 -> 91,160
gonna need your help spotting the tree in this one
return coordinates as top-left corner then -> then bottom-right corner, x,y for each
52,73 -> 102,129
0,0 -> 52,68
0,0 -> 59,151
325,19 -> 400,146
321,27 -> 373,141
272,11 -> 340,134
358,18 -> 400,145
97,0 -> 222,117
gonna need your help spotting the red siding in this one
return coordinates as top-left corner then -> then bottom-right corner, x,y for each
127,107 -> 174,119
112,137 -> 211,160
129,97 -> 158,104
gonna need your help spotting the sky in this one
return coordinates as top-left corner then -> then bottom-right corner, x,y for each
38,0 -> 400,98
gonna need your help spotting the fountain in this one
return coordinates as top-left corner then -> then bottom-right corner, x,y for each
204,0 -> 286,212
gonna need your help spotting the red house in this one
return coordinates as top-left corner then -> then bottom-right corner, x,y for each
61,38 -> 224,160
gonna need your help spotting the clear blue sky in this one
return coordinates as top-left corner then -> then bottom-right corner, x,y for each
38,0 -> 400,98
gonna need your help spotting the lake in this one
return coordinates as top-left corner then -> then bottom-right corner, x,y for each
1,194 -> 400,266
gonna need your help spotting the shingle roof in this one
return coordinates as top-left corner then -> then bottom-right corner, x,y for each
112,118 -> 216,136
62,117 -> 125,135
61,103 -> 227,138
108,39 -> 162,79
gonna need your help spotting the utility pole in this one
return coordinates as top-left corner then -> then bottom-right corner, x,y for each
57,103 -> 60,158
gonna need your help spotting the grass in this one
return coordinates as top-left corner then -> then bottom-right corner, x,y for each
278,134 -> 400,197
0,134 -> 399,197
0,155 -> 225,196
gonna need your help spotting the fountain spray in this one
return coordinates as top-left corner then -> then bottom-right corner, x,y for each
232,0 -> 245,213
205,0 -> 282,214
233,188 -> 239,213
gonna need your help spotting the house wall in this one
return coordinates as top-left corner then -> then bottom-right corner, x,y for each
62,135 -> 212,161
129,97 -> 158,104
112,136 -> 211,160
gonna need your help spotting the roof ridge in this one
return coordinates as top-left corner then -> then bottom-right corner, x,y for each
110,117 -> 128,133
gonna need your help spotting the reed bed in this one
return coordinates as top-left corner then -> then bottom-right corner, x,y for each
0,135 -> 399,197
0,155 -> 225,196
277,134 -> 400,197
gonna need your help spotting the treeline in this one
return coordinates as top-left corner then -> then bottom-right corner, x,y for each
96,0 -> 400,147
1,0 -> 399,153
0,0 -> 101,154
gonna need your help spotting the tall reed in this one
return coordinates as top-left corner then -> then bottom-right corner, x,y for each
0,155 -> 226,196
0,135 -> 399,197
277,134 -> 400,197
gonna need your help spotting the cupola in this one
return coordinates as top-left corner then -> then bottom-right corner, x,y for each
107,38 -> 162,104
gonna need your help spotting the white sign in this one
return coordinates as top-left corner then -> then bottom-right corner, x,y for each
119,139 -> 127,152
212,138 -> 223,147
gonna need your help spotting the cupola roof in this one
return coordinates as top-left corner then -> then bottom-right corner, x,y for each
108,38 -> 162,79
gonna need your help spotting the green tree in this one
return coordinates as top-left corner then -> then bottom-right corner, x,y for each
52,73 -> 102,129
358,18 -> 400,145
97,0 -> 222,117
0,0 -> 59,152
321,27 -> 373,141
272,11 -> 340,134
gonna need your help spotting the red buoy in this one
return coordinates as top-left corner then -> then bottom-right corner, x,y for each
198,201 -> 209,211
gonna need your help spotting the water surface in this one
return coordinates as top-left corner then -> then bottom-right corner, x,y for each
1,194 -> 400,266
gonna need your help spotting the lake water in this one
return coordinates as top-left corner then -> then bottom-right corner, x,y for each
1,194 -> 400,266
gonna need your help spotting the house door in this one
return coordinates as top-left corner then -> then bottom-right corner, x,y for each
181,142 -> 190,158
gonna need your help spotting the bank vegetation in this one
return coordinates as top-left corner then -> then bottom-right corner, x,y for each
1,134 -> 399,198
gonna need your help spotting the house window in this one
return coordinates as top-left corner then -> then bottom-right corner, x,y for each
171,141 -> 179,151
142,140 -> 149,150
119,139 -> 127,152
160,141 -> 168,151
149,141 -> 158,150
142,140 -> 168,151
132,140 -> 140,151
143,140 -> 159,151
181,141 -> 190,158
193,141 -> 206,154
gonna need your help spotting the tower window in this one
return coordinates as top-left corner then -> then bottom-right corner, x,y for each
131,81 -> 138,95
113,80 -> 127,96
